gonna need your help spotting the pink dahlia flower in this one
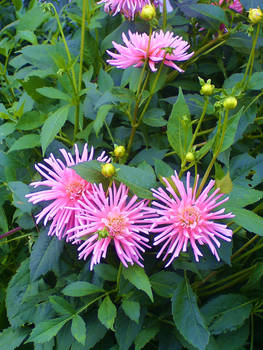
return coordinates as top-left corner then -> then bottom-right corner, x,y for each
26,144 -> 109,241
107,30 -> 194,72
98,0 -> 155,20
217,0 -> 243,13
149,171 -> 234,266
68,183 -> 155,270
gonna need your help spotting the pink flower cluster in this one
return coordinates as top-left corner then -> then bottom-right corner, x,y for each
27,144 -> 234,270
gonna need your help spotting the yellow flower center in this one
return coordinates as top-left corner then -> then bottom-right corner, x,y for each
179,206 -> 201,228
65,181 -> 86,200
106,215 -> 127,236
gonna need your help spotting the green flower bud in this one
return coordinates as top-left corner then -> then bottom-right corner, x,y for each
200,83 -> 215,96
101,163 -> 115,178
248,8 -> 263,24
140,4 -> 156,21
114,145 -> 126,158
223,97 -> 237,110
185,152 -> 195,163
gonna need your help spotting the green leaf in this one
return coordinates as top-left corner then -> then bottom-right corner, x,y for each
30,228 -> 64,281
40,105 -> 70,155
49,296 -> 75,316
37,87 -> 71,101
17,30 -> 38,45
220,107 -> 243,153
6,259 -> 30,327
11,0 -> 22,10
122,265 -> 153,302
167,88 -> 192,160
8,181 -> 32,213
154,159 -> 174,179
142,108 -> 167,127
227,207 -> 263,235
62,281 -> 104,297
216,323 -> 249,350
8,134 -> 40,153
71,315 -> 86,345
121,300 -> 140,324
135,326 -> 159,350
201,294 -> 252,335
115,309 -> 143,350
247,72 -> 263,90
0,327 -> 28,350
225,185 -> 263,208
150,271 -> 182,298
98,69 -> 114,92
0,122 -> 15,142
172,279 -> 210,350
27,317 -> 69,344
189,4 -> 228,25
93,264 -> 118,282
16,111 -> 46,130
98,296 -> 117,330
94,104 -> 113,136
17,6 -> 49,31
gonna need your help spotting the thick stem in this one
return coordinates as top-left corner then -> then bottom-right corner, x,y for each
0,227 -> 22,240
162,0 -> 167,31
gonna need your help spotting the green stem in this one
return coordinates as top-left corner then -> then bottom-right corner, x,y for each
179,96 -> 209,177
241,23 -> 260,88
197,109 -> 229,196
78,0 -> 87,91
231,235 -> 259,260
232,240 -> 263,264
250,313 -> 254,350
162,0 -> 167,31
104,121 -> 115,145
116,263 -> 123,291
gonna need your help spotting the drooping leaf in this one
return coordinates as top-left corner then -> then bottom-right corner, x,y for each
172,279 -> 210,350
93,264 -> 118,282
122,265 -> 153,302
122,300 -> 140,324
8,134 -> 40,153
71,315 -> 86,345
0,327 -> 28,350
49,296 -> 75,316
135,326 -> 159,350
98,296 -> 117,330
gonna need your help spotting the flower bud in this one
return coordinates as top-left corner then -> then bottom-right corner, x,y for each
248,8 -> 263,24
140,4 -> 156,21
223,96 -> 237,110
200,83 -> 215,96
185,152 -> 195,163
114,145 -> 126,158
101,163 -> 115,178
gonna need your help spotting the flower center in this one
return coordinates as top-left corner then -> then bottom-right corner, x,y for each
65,180 -> 86,200
106,215 -> 127,236
179,206 -> 200,228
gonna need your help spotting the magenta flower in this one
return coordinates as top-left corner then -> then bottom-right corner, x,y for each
107,30 -> 194,72
149,172 -> 234,266
26,144 -> 109,241
98,0 -> 156,20
68,183 -> 155,270
217,0 -> 243,13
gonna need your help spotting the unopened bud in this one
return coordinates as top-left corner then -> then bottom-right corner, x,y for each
185,152 -> 195,163
248,8 -> 263,24
223,96 -> 237,110
200,83 -> 215,96
140,4 -> 156,21
114,145 -> 126,158
101,163 -> 115,178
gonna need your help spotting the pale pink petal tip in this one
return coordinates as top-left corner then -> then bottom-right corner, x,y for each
68,182 -> 157,270
26,144 -> 109,241
148,171 -> 234,265
107,30 -> 194,72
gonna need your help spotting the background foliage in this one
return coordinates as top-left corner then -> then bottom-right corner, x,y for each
0,0 -> 263,349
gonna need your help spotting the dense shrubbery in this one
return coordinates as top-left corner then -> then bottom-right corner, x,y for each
0,0 -> 263,349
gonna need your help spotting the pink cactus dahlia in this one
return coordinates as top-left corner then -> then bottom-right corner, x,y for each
68,183 -> 155,270
107,30 -> 194,72
98,0 -> 156,20
149,172 -> 234,266
26,144 -> 109,241
217,0 -> 243,13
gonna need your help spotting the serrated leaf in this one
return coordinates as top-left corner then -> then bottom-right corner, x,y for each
98,296 -> 117,330
49,296 -> 75,316
40,105 -> 70,155
142,108 -> 167,127
94,104 -> 113,136
27,317 -> 69,344
37,87 -> 71,101
30,228 -> 64,281
220,108 -> 243,153
135,326 -> 159,350
122,265 -> 153,302
93,264 -> 118,282
227,207 -> 263,235
167,88 -> 192,160
201,294 -> 252,335
72,160 -> 109,187
150,271 -> 182,298
122,300 -> 140,324
8,134 -> 40,153
71,315 -> 86,345
172,279 -> 209,350
0,327 -> 28,350
62,281 -> 104,297
8,181 -> 32,213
